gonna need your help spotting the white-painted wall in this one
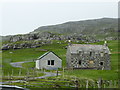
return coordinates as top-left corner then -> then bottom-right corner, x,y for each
36,52 -> 62,70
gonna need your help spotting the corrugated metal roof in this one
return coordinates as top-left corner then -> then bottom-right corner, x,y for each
69,44 -> 111,54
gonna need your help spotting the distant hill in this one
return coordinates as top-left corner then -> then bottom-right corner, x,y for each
1,18 -> 119,50
2,18 -> 119,42
33,18 -> 118,39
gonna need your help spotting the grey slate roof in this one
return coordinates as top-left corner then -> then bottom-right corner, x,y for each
37,51 -> 62,60
69,44 -> 111,54
38,52 -> 50,59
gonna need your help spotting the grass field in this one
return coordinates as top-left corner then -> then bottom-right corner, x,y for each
2,40 -> 119,81
2,41 -> 67,76
65,40 -> 119,80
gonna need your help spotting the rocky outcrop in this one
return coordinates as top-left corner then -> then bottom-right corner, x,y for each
1,40 -> 52,50
8,32 -> 60,42
2,30 -> 119,50
1,31 -> 100,50
10,32 -> 100,42
1,17 -> 119,50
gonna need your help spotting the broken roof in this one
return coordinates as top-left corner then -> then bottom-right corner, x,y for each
69,44 -> 111,54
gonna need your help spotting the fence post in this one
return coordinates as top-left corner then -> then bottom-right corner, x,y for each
86,80 -> 89,88
97,78 -> 102,88
8,72 -> 10,80
56,70 -> 58,77
63,67 -> 64,78
19,69 -> 21,77
113,80 -> 116,88
12,69 -> 13,76
118,80 -> 120,88
1,70 -> 3,77
109,80 -> 112,88
24,81 -> 27,89
8,72 -> 10,83
26,68 -> 29,81
103,81 -> 106,88
11,69 -> 13,80
114,80 -> 116,88
33,69 -> 35,80
75,79 -> 79,88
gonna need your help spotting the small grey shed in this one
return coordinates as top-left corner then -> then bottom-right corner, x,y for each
36,51 -> 62,70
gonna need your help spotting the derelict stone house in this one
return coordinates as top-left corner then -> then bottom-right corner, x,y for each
66,42 -> 111,70
36,51 -> 62,70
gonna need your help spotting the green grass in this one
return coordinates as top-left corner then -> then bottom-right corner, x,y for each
2,41 -> 67,76
65,40 -> 119,80
2,40 -> 119,81
2,75 -> 119,88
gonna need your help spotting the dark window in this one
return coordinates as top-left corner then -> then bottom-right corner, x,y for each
48,60 -> 50,65
90,52 -> 92,56
51,60 -> 54,65
100,62 -> 103,65
79,51 -> 81,54
79,60 -> 81,65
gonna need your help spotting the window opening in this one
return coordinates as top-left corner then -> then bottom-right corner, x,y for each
51,60 -> 54,65
48,60 -> 50,65
48,60 -> 54,65
100,62 -> 104,65
79,60 -> 81,65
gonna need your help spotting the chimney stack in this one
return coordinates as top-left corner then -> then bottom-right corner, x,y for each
104,41 -> 107,46
68,40 -> 72,46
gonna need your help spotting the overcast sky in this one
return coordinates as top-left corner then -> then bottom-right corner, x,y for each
0,0 -> 118,36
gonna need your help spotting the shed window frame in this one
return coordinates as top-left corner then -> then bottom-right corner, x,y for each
47,60 -> 55,66
51,60 -> 54,65
48,60 -> 50,65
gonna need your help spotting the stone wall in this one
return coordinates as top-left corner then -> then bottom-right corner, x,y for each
66,50 -> 111,70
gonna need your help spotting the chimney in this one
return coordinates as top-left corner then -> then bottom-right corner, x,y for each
68,40 -> 72,46
104,41 -> 107,46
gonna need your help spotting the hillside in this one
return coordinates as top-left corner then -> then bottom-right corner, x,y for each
1,17 -> 119,88
1,18 -> 119,50
33,18 -> 118,39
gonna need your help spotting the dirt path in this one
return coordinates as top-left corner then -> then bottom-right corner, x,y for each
1,61 -> 61,84
10,61 -> 60,78
10,61 -> 32,68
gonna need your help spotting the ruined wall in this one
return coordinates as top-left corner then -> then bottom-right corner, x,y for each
67,50 -> 111,70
